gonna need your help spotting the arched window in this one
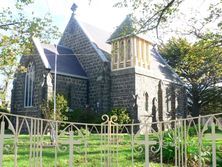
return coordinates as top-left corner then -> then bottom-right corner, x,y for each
113,42 -> 118,63
24,63 -> 35,107
145,92 -> 149,112
158,80 -> 164,130
126,39 -> 131,60
120,40 -> 124,62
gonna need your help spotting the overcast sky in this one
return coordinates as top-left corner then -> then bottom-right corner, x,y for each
1,0 -> 129,33
1,0 -> 219,42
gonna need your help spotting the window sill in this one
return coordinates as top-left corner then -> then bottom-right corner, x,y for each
24,106 -> 33,109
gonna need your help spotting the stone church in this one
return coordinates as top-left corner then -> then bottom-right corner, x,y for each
11,4 -> 186,123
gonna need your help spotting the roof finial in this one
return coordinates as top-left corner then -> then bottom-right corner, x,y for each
71,3 -> 78,15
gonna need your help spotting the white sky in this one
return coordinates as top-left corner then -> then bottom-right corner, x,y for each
1,0 -> 219,42
1,0 -> 129,33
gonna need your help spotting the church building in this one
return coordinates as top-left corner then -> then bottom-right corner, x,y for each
11,4 -> 186,123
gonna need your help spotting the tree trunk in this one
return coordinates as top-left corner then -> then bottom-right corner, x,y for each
191,86 -> 201,117
191,99 -> 200,117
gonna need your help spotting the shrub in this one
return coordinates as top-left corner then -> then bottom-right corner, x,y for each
74,127 -> 90,136
0,107 -> 9,113
67,108 -> 101,123
41,94 -> 69,121
109,108 -> 131,124
154,130 -> 211,166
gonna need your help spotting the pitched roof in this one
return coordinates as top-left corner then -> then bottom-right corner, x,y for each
33,38 -> 87,79
149,48 -> 183,84
107,15 -> 135,43
79,21 -> 111,54
107,15 -> 154,44
73,18 -> 109,62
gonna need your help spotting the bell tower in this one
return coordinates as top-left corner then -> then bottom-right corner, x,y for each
108,15 -> 153,122
107,15 -> 152,71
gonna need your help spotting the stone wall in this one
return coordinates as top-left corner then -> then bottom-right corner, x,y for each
11,48 -> 47,117
11,48 -> 88,117
110,67 -> 187,123
59,14 -> 111,113
135,71 -> 187,124
111,68 -> 136,120
51,74 -> 87,110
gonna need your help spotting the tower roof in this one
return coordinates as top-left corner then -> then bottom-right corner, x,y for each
107,15 -> 136,43
107,15 -> 154,44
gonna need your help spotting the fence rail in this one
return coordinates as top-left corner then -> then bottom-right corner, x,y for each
0,111 -> 222,167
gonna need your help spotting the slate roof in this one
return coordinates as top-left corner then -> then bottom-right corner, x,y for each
33,15 -> 182,84
107,15 -> 135,43
42,44 -> 87,79
150,48 -> 183,84
79,21 -> 111,54
107,15 -> 154,44
33,38 -> 87,79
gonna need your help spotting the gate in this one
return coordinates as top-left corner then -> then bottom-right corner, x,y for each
0,111 -> 222,166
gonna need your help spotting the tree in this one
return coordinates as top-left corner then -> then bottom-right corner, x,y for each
115,0 -> 222,116
0,0 -> 60,108
114,0 -> 182,36
114,0 -> 222,40
159,37 -> 222,116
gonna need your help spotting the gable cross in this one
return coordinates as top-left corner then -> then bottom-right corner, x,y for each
71,3 -> 78,15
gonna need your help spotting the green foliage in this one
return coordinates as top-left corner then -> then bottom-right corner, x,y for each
0,106 -> 9,113
157,129 -> 211,165
159,37 -> 190,68
114,0 -> 182,33
0,0 -> 60,106
67,108 -> 101,123
109,108 -> 131,124
161,131 -> 175,163
74,127 -> 90,136
41,94 -> 69,121
159,37 -> 222,116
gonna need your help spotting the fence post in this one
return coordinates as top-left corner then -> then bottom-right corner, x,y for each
198,115 -> 202,167
0,120 -> 5,167
211,118 -> 216,167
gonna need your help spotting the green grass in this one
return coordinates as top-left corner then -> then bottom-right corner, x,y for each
2,132 -> 222,167
2,134 -> 171,167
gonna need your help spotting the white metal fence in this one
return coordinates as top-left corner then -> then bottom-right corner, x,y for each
0,111 -> 222,167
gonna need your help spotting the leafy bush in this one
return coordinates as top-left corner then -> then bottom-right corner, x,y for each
41,94 -> 69,121
109,108 -> 131,124
161,131 -> 175,163
155,130 -> 211,165
67,108 -> 101,123
0,107 -> 9,113
74,127 -> 90,136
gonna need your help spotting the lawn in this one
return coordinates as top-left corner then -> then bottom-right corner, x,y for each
1,130 -> 222,166
2,134 -> 172,167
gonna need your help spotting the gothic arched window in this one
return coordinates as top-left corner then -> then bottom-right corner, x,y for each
158,80 -> 163,122
145,92 -> 149,112
24,63 -> 35,107
120,40 -> 124,62
126,39 -> 131,60
113,42 -> 118,63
